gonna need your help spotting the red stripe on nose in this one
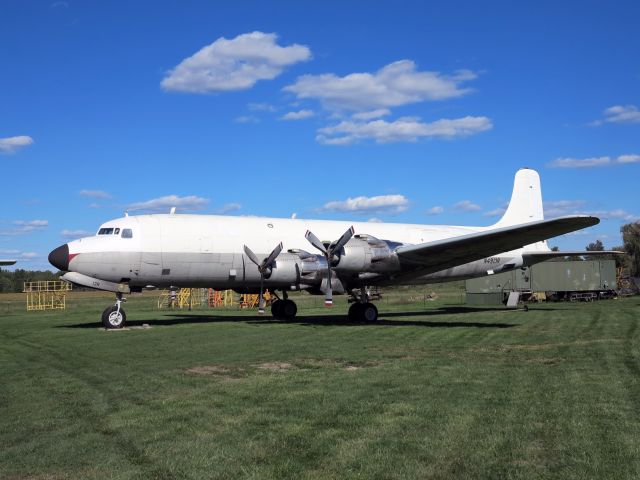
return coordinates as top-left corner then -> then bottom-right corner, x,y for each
68,253 -> 79,263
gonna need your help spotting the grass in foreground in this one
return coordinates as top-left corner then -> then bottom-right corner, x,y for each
1,293 -> 639,479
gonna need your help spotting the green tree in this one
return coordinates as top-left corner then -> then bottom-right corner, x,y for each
621,222 -> 640,276
586,240 -> 604,251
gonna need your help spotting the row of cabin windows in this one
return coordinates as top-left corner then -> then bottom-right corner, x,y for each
97,227 -> 133,238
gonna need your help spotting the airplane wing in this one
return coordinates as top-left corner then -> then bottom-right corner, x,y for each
0,260 -> 17,266
394,216 -> 599,275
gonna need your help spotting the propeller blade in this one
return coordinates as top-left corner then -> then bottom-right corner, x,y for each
263,242 -> 283,269
258,275 -> 265,315
325,266 -> 333,307
305,230 -> 327,254
330,226 -> 355,254
243,245 -> 261,267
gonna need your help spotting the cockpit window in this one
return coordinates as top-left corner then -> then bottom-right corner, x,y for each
122,228 -> 133,239
114,228 -> 120,234
98,228 -> 115,235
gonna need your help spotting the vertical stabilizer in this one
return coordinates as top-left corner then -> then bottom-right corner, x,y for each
494,168 -> 544,227
494,168 -> 549,252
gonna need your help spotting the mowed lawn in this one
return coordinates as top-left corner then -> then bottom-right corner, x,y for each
1,293 -> 639,480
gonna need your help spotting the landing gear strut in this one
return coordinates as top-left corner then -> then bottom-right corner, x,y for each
348,288 -> 378,322
271,291 -> 297,320
102,292 -> 127,329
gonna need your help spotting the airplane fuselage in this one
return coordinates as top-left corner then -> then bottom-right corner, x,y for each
58,213 -> 529,292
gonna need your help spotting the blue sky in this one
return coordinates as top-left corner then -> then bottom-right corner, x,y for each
1,0 -> 639,270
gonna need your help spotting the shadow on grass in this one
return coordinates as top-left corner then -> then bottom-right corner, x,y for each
59,306 -> 522,329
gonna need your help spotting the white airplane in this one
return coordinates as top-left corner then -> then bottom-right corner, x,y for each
49,168 -> 604,328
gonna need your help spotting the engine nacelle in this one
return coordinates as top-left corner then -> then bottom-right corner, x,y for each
333,235 -> 400,274
263,251 -> 328,289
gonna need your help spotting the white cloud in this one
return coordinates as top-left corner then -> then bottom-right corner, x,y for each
0,250 -> 39,261
126,195 -> 209,213
352,109 -> 391,121
483,207 -> 507,217
281,109 -> 314,121
544,200 -> 587,217
548,156 -> 611,168
0,219 -> 48,236
543,200 -> 638,222
454,200 -> 481,212
14,220 -> 48,227
316,116 -> 492,145
617,154 -> 640,164
367,217 -> 383,223
0,135 -> 34,154
248,102 -> 277,112
425,206 -> 444,215
320,194 -> 409,215
161,31 -> 311,93
79,189 -> 111,199
284,61 -> 477,111
548,154 -> 640,168
216,203 -> 242,214
234,115 -> 259,124
61,229 -> 93,239
587,209 -> 638,221
591,105 -> 640,125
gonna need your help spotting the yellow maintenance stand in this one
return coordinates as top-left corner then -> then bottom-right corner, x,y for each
208,289 -> 235,307
157,288 -> 207,309
24,281 -> 72,311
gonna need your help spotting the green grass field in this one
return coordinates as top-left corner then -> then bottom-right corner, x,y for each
1,290 -> 639,480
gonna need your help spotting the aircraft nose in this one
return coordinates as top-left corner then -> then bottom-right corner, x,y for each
48,244 -> 69,271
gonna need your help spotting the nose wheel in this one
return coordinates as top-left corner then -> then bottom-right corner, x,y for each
102,292 -> 127,329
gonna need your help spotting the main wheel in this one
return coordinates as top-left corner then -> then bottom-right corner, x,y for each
102,306 -> 127,329
360,302 -> 378,322
271,299 -> 284,318
281,300 -> 297,320
348,303 -> 363,322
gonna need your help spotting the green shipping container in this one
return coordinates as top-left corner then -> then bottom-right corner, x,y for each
531,260 -> 616,291
465,259 -> 616,302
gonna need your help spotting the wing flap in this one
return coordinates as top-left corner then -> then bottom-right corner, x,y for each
395,216 -> 599,274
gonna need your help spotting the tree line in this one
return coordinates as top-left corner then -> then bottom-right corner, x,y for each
0,269 -> 62,293
1,221 -> 639,293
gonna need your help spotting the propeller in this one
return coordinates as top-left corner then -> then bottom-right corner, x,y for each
305,226 -> 354,307
243,242 -> 283,315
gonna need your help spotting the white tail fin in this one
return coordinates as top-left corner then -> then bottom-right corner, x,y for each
494,168 -> 549,252
494,168 -> 544,227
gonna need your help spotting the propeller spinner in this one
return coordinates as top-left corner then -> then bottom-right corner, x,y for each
305,226 -> 354,307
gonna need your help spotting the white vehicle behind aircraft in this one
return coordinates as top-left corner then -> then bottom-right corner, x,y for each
49,169 -> 606,328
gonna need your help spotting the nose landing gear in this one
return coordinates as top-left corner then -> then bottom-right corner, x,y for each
102,292 -> 127,329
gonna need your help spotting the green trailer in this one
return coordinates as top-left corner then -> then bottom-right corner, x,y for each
465,259 -> 617,305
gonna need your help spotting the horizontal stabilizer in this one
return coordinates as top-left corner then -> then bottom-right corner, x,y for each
396,216 -> 599,275
523,250 -> 624,260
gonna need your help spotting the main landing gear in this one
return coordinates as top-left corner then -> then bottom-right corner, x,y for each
348,288 -> 379,322
270,291 -> 297,320
102,292 -> 127,329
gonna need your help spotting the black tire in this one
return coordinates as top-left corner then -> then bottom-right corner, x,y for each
281,300 -> 297,320
102,306 -> 127,329
271,299 -> 284,318
361,303 -> 378,323
348,303 -> 363,322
